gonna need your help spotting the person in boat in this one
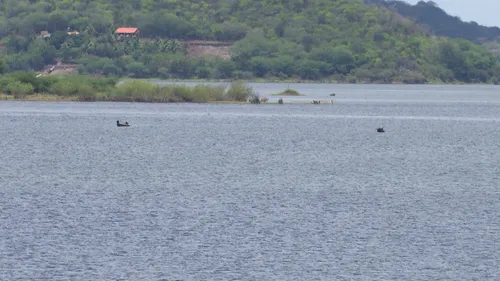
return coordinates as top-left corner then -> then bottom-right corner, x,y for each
117,120 -> 129,126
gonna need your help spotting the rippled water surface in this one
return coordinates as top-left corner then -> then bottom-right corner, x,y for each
1,84 -> 500,280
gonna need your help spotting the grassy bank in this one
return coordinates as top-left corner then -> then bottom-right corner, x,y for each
120,77 -> 326,84
0,72 -> 257,103
118,77 -> 492,85
0,94 -> 334,104
4,71 -> 489,104
0,93 -> 79,101
272,89 -> 303,96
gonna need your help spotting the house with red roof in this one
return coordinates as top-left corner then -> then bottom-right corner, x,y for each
115,27 -> 139,39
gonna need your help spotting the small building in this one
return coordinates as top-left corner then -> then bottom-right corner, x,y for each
39,30 -> 51,39
67,31 -> 80,35
115,27 -> 139,40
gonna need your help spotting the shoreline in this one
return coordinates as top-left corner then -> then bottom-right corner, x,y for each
0,94 -> 336,104
1,74 -> 498,104
119,77 -> 498,86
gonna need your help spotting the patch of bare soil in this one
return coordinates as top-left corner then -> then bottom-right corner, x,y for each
183,40 -> 232,46
38,40 -> 234,73
49,68 -> 77,75
40,62 -> 78,76
185,44 -> 231,59
141,39 -> 233,59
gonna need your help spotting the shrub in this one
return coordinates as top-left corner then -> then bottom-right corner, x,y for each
274,88 -> 301,96
225,80 -> 254,101
6,81 -> 34,97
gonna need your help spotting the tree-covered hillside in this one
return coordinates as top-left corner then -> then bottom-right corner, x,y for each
0,0 -> 499,83
364,0 -> 500,42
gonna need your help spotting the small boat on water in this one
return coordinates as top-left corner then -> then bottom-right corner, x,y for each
117,120 -> 130,127
377,127 -> 384,133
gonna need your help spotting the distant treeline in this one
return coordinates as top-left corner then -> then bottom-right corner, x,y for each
364,0 -> 500,42
1,0 -> 500,84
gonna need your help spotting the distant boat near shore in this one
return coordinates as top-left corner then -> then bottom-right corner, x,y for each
117,120 -> 130,127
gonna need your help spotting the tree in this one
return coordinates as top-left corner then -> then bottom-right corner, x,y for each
310,45 -> 355,74
438,40 -> 468,81
0,59 -> 8,74
248,56 -> 271,77
214,59 -> 236,79
126,62 -> 148,78
47,11 -> 69,32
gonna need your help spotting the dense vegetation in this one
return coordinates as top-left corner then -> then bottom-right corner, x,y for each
0,0 -> 500,83
0,72 -> 255,102
365,0 -> 500,42
273,89 -> 302,96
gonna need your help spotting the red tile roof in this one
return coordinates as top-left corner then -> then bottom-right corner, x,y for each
115,27 -> 138,34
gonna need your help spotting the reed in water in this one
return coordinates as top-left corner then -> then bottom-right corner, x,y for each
0,72 -> 256,103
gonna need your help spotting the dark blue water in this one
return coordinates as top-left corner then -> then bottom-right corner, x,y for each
1,85 -> 500,280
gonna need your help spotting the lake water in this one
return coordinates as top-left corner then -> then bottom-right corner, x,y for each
1,83 -> 499,280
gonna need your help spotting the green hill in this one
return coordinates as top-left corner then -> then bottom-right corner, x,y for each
0,0 -> 499,84
364,0 -> 500,42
